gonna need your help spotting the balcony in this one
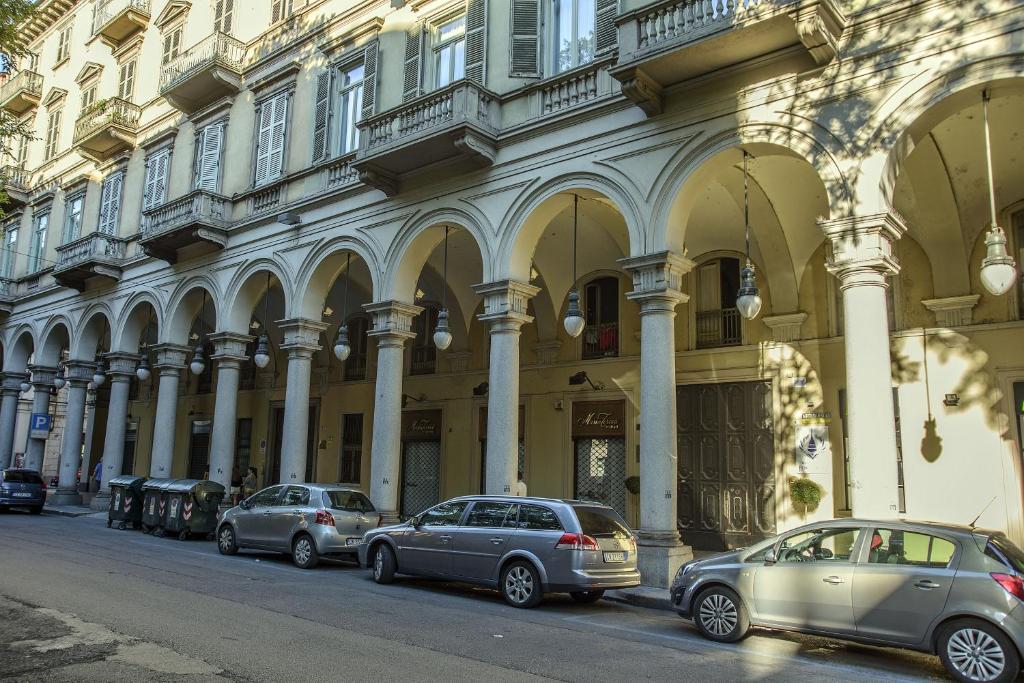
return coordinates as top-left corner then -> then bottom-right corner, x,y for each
582,322 -> 620,359
0,70 -> 42,115
53,232 -> 129,291
0,278 -> 13,316
73,97 -> 141,162
611,0 -> 845,116
93,0 -> 151,49
1,165 -> 31,209
140,190 -> 232,264
354,80 -> 501,196
160,32 -> 245,114
696,308 -> 742,349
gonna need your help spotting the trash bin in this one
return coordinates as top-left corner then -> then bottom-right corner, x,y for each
161,479 -> 226,541
107,475 -> 147,530
141,478 -> 176,535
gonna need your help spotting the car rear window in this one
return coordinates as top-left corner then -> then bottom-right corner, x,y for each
323,490 -> 375,513
2,471 -> 43,484
574,506 -> 632,539
986,535 -> 1024,573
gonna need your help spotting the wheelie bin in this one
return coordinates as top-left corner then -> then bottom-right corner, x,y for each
107,475 -> 147,530
161,479 -> 226,541
141,478 -> 176,535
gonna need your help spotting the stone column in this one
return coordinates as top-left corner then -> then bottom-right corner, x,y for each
150,344 -> 189,478
278,319 -> 328,485
208,332 -> 252,493
620,251 -> 695,588
473,281 -> 539,495
821,212 -> 906,518
23,365 -> 57,472
51,361 -> 92,506
364,301 -> 421,523
0,372 -> 27,467
91,354 -> 138,510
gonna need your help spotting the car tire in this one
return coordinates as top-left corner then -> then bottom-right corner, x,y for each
178,529 -> 189,541
570,590 -> 605,604
118,521 -> 127,530
937,619 -> 1019,683
372,543 -> 396,584
501,561 -> 543,609
693,586 -> 750,643
217,525 -> 238,555
292,534 -> 319,569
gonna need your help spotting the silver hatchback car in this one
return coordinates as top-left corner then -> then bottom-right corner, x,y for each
358,496 -> 640,608
217,484 -> 381,568
670,518 -> 1024,683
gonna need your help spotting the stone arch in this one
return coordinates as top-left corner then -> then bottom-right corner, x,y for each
498,173 -> 646,284
38,315 -> 73,366
293,235 -> 382,321
2,325 -> 35,371
163,276 -> 222,344
222,258 -> 296,333
113,292 -> 164,354
73,303 -> 116,360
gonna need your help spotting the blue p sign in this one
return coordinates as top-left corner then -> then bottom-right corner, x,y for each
29,413 -> 52,439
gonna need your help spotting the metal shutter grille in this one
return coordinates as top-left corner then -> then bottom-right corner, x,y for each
401,441 -> 441,517
574,437 -> 627,519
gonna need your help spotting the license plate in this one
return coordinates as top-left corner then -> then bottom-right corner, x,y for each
13,492 -> 33,498
345,538 -> 360,547
603,551 -> 626,563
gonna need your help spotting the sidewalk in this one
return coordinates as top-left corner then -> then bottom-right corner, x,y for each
43,503 -> 103,518
605,585 -> 673,611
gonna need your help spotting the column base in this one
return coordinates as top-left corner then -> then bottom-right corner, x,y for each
89,491 -> 110,511
50,489 -> 83,507
379,511 -> 401,526
637,531 -> 693,589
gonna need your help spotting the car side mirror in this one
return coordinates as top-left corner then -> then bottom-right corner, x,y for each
410,516 -> 421,528
764,549 -> 777,565
239,499 -> 251,510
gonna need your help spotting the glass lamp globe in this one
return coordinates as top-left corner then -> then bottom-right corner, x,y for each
189,345 -> 206,376
92,362 -> 106,387
432,309 -> 452,350
736,264 -> 763,321
19,380 -> 30,393
136,356 -> 151,382
980,226 -> 1019,296
333,326 -> 351,361
253,334 -> 271,369
563,290 -> 586,338
53,370 -> 66,390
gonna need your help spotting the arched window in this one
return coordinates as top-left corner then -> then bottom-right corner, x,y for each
410,305 -> 439,375
343,315 -> 370,382
695,257 -> 741,348
582,276 -> 618,359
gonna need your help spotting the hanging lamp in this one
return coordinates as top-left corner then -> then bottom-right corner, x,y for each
563,195 -> 586,338
978,89 -> 1018,296
736,151 -> 763,321
136,307 -> 152,381
433,226 -> 453,350
253,273 -> 272,369
93,357 -> 107,386
333,254 -> 353,361
53,363 -> 66,390
190,291 -> 207,376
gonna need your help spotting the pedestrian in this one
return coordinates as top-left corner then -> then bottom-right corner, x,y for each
242,466 -> 257,500
93,459 -> 102,491
230,466 -> 242,505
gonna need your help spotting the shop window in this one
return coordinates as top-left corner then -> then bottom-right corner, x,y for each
338,413 -> 363,484
695,258 -> 741,348
235,418 -> 252,475
410,305 -> 439,375
343,315 -> 370,381
582,276 -> 618,359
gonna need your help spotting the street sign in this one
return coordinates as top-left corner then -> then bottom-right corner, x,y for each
29,413 -> 52,439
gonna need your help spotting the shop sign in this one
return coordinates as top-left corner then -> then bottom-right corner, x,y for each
402,409 -> 442,441
572,401 -> 625,438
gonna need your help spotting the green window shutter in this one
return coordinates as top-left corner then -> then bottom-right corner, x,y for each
510,0 -> 541,78
595,0 -> 619,55
361,39 -> 379,120
311,69 -> 333,162
402,23 -> 424,102
465,0 -> 487,84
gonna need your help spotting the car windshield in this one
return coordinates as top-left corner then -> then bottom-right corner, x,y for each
986,534 -> 1024,573
3,471 -> 42,484
574,506 -> 632,539
323,490 -> 375,513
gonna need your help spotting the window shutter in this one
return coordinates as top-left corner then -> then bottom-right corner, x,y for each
360,40 -> 379,121
253,100 -> 275,185
196,122 -> 224,191
267,94 -> 288,180
595,0 -> 619,54
142,154 -> 159,210
119,60 -> 136,101
98,172 -> 124,235
311,70 -> 332,162
216,0 -> 234,33
402,24 -> 424,102
465,0 -> 487,84
510,0 -> 541,77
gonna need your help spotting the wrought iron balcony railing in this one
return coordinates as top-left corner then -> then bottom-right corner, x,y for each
696,308 -> 742,349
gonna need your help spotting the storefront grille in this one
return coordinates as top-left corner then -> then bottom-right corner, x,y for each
401,441 -> 441,517
574,437 -> 626,518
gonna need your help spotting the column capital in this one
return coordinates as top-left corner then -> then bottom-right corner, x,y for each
1,371 -> 28,395
620,251 -> 694,309
364,300 -> 422,343
820,212 -> 907,282
762,312 -> 808,343
103,352 -> 140,381
473,280 -> 539,330
921,295 -> 980,328
63,360 -> 95,387
209,331 -> 254,362
27,364 -> 58,388
277,318 -> 327,354
152,343 -> 191,370
532,340 -> 562,365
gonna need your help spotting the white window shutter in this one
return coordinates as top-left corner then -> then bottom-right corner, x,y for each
142,154 -> 159,210
465,0 -> 487,84
267,94 -> 288,180
98,172 -> 124,235
253,99 -> 275,185
311,70 -> 332,162
595,0 -> 618,54
361,40 -> 379,121
153,151 -> 169,206
196,122 -> 224,191
402,24 -> 424,102
510,0 -> 541,77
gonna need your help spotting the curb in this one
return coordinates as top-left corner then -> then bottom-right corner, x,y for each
604,589 -> 674,612
42,507 -> 96,518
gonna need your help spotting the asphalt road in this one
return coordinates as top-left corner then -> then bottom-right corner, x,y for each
0,510 -> 954,682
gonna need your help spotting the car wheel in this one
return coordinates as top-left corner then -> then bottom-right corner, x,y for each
501,561 -> 543,609
292,534 -> 319,569
178,529 -> 189,541
938,619 -> 1019,683
372,543 -> 396,584
118,521 -> 127,531
217,525 -> 238,555
693,586 -> 750,643
570,590 -> 605,604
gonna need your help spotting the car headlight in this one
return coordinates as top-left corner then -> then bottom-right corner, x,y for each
675,562 -> 696,580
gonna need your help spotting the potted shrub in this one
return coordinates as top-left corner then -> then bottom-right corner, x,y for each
789,477 -> 822,516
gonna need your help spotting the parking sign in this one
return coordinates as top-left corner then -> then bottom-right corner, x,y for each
29,413 -> 52,439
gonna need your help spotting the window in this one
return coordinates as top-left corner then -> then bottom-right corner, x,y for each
337,63 -> 365,155
250,485 -> 284,508
465,501 -> 516,527
44,109 -> 62,159
118,59 -> 136,101
410,305 -> 439,375
516,504 -> 563,530
435,16 -> 466,88
14,130 -> 28,166
893,387 -> 906,514
214,0 -> 234,34
281,486 -> 310,506
837,387 -> 906,514
162,25 -> 183,65
142,149 -> 170,211
338,413 -> 363,484
575,506 -> 631,539
417,501 -> 467,526
253,92 -> 288,186
582,276 -> 618,358
271,0 -> 293,24
194,121 -> 225,191
776,527 -> 860,563
552,0 -> 594,73
312,44 -> 379,163
62,193 -> 84,243
343,316 -> 370,381
696,257 -> 742,348
97,170 -> 124,234
55,24 -> 71,64
235,418 -> 252,474
867,529 -> 956,568
837,389 -> 851,511
81,84 -> 97,111
1,224 -> 17,278
986,534 -> 1024,574
323,489 -> 374,512
29,212 -> 48,272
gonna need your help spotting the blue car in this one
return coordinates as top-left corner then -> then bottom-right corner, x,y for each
0,469 -> 46,514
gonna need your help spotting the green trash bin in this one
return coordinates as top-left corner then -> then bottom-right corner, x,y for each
141,478 -> 176,535
162,479 -> 226,541
107,475 -> 147,530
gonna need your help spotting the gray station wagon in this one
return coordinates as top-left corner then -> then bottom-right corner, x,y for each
358,496 -> 640,608
217,484 -> 381,568
670,518 -> 1024,683
0,469 -> 46,514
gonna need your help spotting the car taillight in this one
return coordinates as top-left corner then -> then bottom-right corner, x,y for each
314,509 -> 335,526
555,533 -> 600,551
629,535 -> 637,553
992,573 -> 1024,601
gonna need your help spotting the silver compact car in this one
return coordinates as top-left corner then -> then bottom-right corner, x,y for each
670,518 -> 1024,683
358,496 -> 640,608
217,484 -> 381,568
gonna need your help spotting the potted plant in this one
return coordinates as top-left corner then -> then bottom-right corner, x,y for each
624,475 -> 640,495
789,477 -> 822,516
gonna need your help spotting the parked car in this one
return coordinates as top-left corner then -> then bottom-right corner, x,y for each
217,484 -> 381,568
670,518 -> 1024,683
358,496 -> 641,608
0,469 -> 46,514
